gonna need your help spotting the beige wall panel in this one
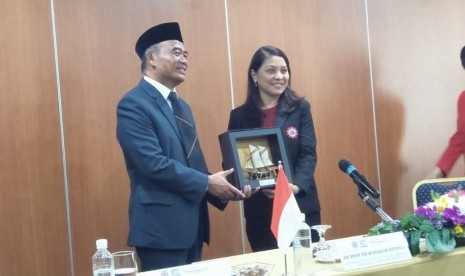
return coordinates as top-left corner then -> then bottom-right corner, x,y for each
368,0 -> 465,217
54,2 -> 139,274
0,1 -> 70,275
227,0 -> 380,240
55,0 -> 241,271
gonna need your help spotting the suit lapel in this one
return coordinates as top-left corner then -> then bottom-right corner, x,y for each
138,79 -> 183,141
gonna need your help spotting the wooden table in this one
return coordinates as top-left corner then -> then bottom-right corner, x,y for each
139,238 -> 465,276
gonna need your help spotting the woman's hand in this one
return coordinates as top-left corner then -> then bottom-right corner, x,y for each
289,183 -> 300,195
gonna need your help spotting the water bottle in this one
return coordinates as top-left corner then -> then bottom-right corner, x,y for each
293,214 -> 314,275
92,239 -> 114,276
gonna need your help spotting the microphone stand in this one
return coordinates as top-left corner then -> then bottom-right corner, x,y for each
357,189 -> 396,224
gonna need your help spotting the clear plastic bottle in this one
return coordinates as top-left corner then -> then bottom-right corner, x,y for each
92,239 -> 114,276
293,214 -> 314,275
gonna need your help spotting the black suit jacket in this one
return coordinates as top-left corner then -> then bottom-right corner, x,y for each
116,79 -> 224,249
228,99 -> 320,217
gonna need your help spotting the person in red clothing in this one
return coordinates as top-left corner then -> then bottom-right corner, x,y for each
428,45 -> 465,178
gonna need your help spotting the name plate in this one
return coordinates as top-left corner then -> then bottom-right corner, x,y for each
259,178 -> 276,187
338,231 -> 412,271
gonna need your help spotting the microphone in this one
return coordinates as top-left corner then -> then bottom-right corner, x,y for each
338,159 -> 380,198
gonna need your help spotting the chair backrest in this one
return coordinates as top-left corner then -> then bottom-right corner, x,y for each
412,177 -> 465,209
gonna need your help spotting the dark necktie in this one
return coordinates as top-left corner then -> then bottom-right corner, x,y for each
169,92 -> 208,173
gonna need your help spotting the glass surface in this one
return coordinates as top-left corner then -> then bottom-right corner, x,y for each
311,225 -> 336,270
112,251 -> 138,276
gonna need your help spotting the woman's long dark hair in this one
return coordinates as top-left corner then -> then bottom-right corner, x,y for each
244,46 -> 302,126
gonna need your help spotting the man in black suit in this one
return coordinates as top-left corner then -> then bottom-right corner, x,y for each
116,22 -> 245,271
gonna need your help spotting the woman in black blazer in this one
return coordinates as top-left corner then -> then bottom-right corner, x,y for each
228,45 -> 321,252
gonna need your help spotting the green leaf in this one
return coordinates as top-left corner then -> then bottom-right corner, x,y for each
418,220 -> 434,233
431,190 -> 441,201
368,225 -> 382,236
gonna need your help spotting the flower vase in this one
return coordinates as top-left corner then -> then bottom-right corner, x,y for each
419,238 -> 427,253
455,237 -> 465,248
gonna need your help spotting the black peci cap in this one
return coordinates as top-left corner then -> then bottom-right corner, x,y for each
135,22 -> 183,59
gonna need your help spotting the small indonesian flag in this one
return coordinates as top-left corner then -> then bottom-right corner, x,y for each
271,166 -> 302,248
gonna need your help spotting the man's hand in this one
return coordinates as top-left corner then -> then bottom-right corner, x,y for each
207,168 -> 245,201
243,185 -> 260,199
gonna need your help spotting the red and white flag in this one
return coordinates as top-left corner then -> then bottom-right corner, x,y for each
271,166 -> 302,248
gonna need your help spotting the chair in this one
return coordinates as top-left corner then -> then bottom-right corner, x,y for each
412,177 -> 465,209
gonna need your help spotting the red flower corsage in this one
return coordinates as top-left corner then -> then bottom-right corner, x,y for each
286,126 -> 299,139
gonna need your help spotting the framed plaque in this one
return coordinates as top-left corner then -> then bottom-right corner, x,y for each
218,127 -> 294,190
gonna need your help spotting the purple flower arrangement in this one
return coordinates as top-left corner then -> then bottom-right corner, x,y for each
415,188 -> 465,237
369,187 -> 465,256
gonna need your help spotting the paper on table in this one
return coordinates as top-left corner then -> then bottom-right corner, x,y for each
140,259 -> 232,276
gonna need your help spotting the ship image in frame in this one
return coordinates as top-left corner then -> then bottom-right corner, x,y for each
219,127 -> 293,190
241,144 -> 279,180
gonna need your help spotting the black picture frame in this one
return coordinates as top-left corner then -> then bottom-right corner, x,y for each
218,127 -> 294,190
